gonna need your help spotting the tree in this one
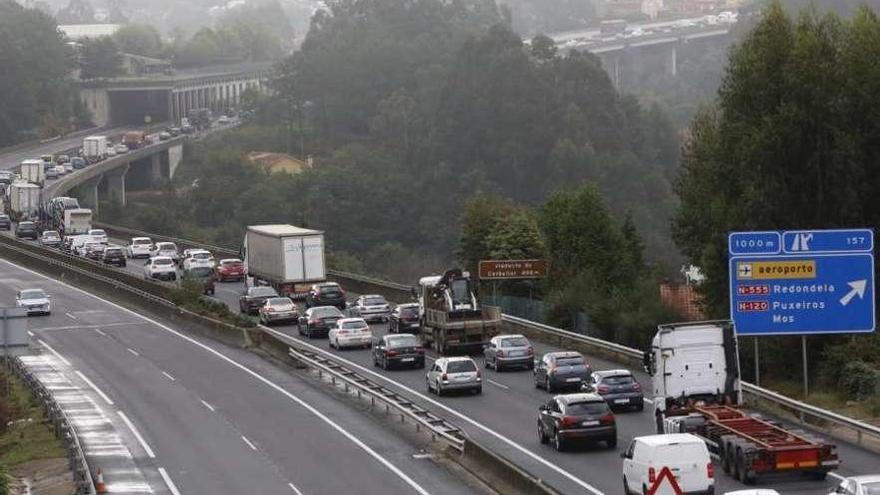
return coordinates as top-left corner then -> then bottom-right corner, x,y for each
530,34 -> 557,61
113,24 -> 163,58
56,0 -> 94,24
79,36 -> 123,79
458,194 -> 517,275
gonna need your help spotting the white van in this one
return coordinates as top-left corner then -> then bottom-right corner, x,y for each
622,433 -> 714,495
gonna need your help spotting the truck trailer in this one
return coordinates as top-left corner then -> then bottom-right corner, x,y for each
242,224 -> 326,298
20,159 -> 45,185
645,320 -> 839,484
82,135 -> 109,163
8,181 -> 41,219
418,269 -> 501,354
63,208 -> 92,235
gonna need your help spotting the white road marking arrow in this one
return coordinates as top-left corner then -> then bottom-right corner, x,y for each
840,280 -> 867,306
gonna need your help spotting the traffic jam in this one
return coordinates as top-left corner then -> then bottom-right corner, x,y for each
6,220 -> 875,495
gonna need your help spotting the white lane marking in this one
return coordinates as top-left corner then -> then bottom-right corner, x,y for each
2,260 -> 433,495
262,326 -> 603,495
200,399 -> 216,412
75,370 -> 115,406
486,379 -> 509,390
65,312 -> 77,320
412,453 -> 433,459
127,348 -> 139,356
644,398 -> 653,404
158,467 -> 182,495
32,322 -> 145,332
117,411 -> 156,458
829,472 -> 845,482
162,371 -> 176,382
241,435 -> 258,451
38,339 -> 71,366
94,328 -> 106,336
27,330 -> 34,337
288,482 -> 304,495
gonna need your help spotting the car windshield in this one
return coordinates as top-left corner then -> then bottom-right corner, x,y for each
318,285 -> 340,294
447,360 -> 476,373
193,252 -> 211,259
154,258 -> 173,265
556,356 -> 585,367
18,223 -> 34,229
105,248 -> 122,255
20,289 -> 46,300
268,298 -> 292,306
450,279 -> 471,304
601,375 -> 634,385
158,243 -> 176,250
364,297 -> 386,305
387,336 -> 419,348
91,230 -> 106,236
133,239 -> 151,245
565,401 -> 608,415
500,337 -> 529,347
221,260 -> 242,267
43,232 -> 60,238
250,287 -> 277,297
312,307 -> 341,317
342,321 -> 366,329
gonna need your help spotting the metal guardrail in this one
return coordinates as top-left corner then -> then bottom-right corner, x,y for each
8,356 -> 97,495
288,346 -> 467,452
83,224 -> 880,450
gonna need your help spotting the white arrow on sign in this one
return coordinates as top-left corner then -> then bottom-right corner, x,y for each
840,280 -> 867,307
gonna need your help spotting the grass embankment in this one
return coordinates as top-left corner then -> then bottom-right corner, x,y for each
762,379 -> 880,424
0,367 -> 67,492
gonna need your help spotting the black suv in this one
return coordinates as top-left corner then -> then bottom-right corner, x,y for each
102,246 -> 127,267
389,303 -> 421,333
15,221 -> 37,240
239,286 -> 279,315
581,369 -> 644,412
0,214 -> 10,230
305,282 -> 346,310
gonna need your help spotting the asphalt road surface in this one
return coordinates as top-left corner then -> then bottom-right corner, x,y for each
1,257 -> 484,495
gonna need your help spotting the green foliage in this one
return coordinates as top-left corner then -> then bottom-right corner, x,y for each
79,36 -> 123,79
113,24 -> 164,58
0,1 -> 87,145
840,361 -> 880,401
170,280 -> 255,328
500,0 -> 597,35
56,0 -> 94,24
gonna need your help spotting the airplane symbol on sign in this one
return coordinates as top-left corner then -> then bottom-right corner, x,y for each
790,233 -> 814,251
738,264 -> 753,279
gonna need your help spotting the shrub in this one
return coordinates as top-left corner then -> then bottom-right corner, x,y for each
840,360 -> 880,401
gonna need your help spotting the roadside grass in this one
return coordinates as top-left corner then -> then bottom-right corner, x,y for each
0,369 -> 66,467
763,379 -> 880,423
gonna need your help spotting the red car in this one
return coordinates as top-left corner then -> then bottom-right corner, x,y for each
216,258 -> 245,282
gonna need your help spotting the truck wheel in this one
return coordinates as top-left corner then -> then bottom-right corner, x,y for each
553,430 -> 565,452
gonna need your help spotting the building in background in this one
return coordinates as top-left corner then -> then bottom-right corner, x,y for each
666,0 -> 726,15
57,24 -> 123,41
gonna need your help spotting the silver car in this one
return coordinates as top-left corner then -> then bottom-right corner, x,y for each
483,334 -> 534,371
350,294 -> 391,322
16,288 -> 51,315
830,475 -> 880,495
426,357 -> 482,396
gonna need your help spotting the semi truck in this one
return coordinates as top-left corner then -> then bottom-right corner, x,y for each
418,268 -> 502,354
82,135 -> 109,163
242,224 -> 326,299
8,181 -> 41,219
123,131 -> 151,150
645,320 -> 839,484
20,159 -> 45,185
63,208 -> 92,235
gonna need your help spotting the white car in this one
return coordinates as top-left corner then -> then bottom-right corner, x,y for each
182,249 -> 215,270
151,242 -> 180,264
349,294 -> 391,322
144,256 -> 177,281
426,357 -> 481,396
115,143 -> 128,154
329,317 -> 372,349
127,237 -> 153,258
218,115 -> 231,124
106,145 -> 117,157
76,240 -> 103,257
16,288 -> 51,315
622,434 -> 714,495
63,162 -> 74,173
54,164 -> 67,176
830,475 -> 880,495
88,229 -> 108,244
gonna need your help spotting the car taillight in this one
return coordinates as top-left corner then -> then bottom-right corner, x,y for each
648,467 -> 656,484
707,462 -> 714,478
386,349 -> 398,357
267,307 -> 275,312
633,382 -> 641,391
416,347 -> 425,354
310,319 -> 318,324
599,412 -> 615,425
597,385 -> 610,394
441,373 -> 448,381
496,349 -> 505,357
560,416 -> 580,428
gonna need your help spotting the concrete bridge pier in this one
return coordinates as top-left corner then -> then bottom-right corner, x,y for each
666,44 -> 677,78
106,163 -> 130,206
77,176 -> 102,214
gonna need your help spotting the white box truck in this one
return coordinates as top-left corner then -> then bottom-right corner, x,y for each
83,136 -> 109,162
243,224 -> 326,298
63,208 -> 93,235
8,182 -> 41,219
19,159 -> 45,185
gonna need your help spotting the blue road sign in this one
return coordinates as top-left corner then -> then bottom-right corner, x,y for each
729,229 -> 875,336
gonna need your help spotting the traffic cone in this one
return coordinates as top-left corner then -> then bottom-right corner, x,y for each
95,468 -> 108,494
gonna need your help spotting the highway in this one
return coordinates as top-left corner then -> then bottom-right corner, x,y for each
88,242 -> 880,495
1,257 -> 485,495
0,126 -> 135,171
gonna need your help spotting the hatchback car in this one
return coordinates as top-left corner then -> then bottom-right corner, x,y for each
127,237 -> 153,258
537,393 -> 616,451
534,351 -> 591,392
372,333 -> 425,369
298,306 -> 344,338
15,221 -> 38,240
182,249 -> 215,270
583,369 -> 644,411
151,242 -> 180,264
830,475 -> 880,495
87,229 -> 108,244
39,230 -> 62,248
0,214 -> 10,230
16,288 -> 51,315
389,303 -> 421,333
216,258 -> 245,282
329,317 -> 372,349
101,246 -> 127,267
484,334 -> 534,371
426,357 -> 481,396
258,297 -> 298,325
306,282 -> 346,309
349,294 -> 391,322
144,256 -> 177,281
239,286 -> 279,314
